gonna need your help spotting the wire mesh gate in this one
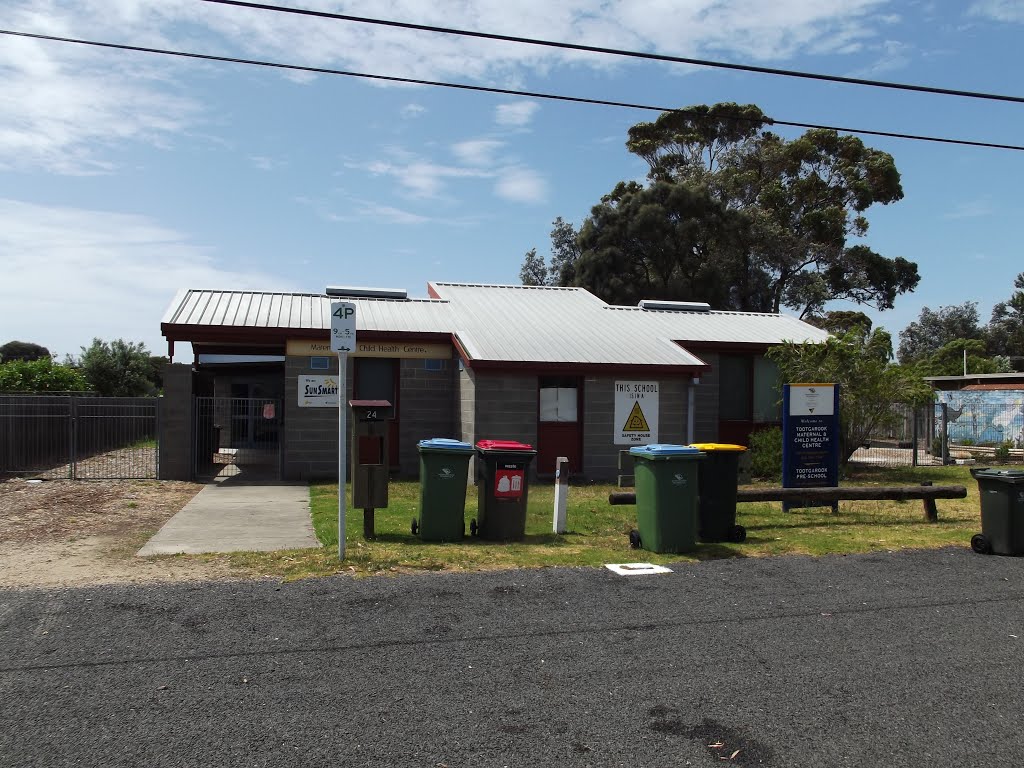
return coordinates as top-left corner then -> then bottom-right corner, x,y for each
194,397 -> 282,480
0,396 -> 159,480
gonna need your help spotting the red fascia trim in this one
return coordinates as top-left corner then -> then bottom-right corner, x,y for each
162,324 -> 451,346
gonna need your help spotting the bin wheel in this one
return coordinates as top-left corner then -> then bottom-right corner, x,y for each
971,533 -> 991,555
411,518 -> 419,536
629,529 -> 641,549
470,519 -> 478,537
729,524 -> 747,543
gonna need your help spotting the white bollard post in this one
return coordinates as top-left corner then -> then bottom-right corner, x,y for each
553,456 -> 569,534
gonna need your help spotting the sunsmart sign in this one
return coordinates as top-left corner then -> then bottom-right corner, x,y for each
783,384 -> 840,509
298,376 -> 339,408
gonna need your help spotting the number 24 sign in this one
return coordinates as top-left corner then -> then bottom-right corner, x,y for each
330,302 -> 356,354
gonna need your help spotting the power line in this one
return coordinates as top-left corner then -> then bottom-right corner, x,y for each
2,28 -> 1022,152
203,0 -> 1024,105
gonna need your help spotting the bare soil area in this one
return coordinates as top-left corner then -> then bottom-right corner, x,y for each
0,478 -> 239,588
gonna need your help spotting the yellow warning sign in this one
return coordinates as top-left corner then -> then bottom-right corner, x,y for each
623,401 -> 650,432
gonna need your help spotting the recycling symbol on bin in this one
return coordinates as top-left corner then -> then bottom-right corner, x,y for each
438,467 -> 455,480
671,473 -> 688,486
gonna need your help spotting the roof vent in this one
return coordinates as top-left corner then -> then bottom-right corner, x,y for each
326,286 -> 408,300
638,300 -> 711,313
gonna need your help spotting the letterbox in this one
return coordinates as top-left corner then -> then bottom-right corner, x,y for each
349,400 -> 392,535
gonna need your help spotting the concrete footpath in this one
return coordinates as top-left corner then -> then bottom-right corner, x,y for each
137,480 -> 319,556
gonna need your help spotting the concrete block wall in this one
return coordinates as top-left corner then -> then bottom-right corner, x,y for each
582,376 -> 691,482
283,355 -> 352,481
397,358 -> 456,478
158,363 -> 193,481
468,370 -> 538,479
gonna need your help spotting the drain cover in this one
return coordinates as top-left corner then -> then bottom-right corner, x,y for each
605,562 -> 672,576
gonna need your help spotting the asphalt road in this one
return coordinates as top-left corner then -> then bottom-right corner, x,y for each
1,547 -> 1022,768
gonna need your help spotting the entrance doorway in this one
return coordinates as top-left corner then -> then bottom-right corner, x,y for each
194,396 -> 281,480
537,377 -> 582,475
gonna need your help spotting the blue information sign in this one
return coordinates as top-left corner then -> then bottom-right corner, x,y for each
782,383 -> 840,511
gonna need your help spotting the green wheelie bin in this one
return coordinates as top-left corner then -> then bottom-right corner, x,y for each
689,442 -> 748,543
628,444 -> 704,554
414,438 -> 475,541
970,467 -> 1024,556
472,440 -> 537,541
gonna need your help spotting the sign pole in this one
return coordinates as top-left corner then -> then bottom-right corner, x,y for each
330,299 -> 356,561
338,353 -> 347,561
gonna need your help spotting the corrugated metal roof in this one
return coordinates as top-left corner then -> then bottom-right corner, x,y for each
606,305 -> 831,345
163,289 -> 456,333
430,282 -> 707,366
162,284 -> 829,367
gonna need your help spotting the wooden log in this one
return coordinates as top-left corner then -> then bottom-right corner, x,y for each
608,483 -> 967,518
735,485 -> 966,502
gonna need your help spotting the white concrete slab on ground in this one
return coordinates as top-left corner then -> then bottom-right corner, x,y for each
137,481 -> 319,556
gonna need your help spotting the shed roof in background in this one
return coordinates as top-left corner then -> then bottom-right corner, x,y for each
162,283 -> 829,369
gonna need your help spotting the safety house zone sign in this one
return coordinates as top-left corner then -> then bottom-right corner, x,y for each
614,381 -> 659,445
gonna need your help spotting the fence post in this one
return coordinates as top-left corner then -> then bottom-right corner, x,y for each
912,405 -> 919,467
69,396 -> 77,480
940,403 -> 950,465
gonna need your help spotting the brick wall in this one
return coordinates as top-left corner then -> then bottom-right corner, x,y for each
159,363 -> 193,480
398,358 -> 456,478
582,376 -> 692,481
283,355 -> 351,481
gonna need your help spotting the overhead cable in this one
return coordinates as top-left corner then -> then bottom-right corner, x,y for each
2,29 -> 1022,152
202,0 -> 1024,105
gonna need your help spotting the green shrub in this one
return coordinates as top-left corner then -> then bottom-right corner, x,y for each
994,442 -> 1011,461
749,426 -> 783,481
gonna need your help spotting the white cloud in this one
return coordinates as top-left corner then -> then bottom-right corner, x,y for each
495,102 -> 540,127
944,199 -> 995,219
452,139 -> 505,166
0,0 -> 902,172
494,166 -> 548,204
347,150 -> 492,199
0,199 -> 291,357
969,0 -> 1024,22
401,103 -> 427,118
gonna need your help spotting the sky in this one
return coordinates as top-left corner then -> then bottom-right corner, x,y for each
1,0 -> 1022,360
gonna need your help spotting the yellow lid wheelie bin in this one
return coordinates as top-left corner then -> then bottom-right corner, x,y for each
689,443 -> 748,543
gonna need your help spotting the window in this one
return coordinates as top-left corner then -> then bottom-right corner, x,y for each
423,359 -> 446,372
753,357 -> 781,422
539,376 -> 579,422
310,356 -> 330,370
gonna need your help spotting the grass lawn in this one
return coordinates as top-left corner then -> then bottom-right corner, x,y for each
220,464 -> 990,581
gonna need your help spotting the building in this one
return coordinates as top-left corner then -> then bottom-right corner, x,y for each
158,283 -> 829,481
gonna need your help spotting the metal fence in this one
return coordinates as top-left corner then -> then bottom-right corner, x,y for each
0,396 -> 159,480
938,398 -> 1024,465
847,404 -> 935,468
847,399 -> 1024,468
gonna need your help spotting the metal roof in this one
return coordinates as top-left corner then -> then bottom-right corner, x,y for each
162,283 -> 829,367
429,282 -> 706,367
162,289 -> 456,334
604,305 -> 832,345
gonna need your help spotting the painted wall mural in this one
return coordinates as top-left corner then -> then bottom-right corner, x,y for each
936,390 -> 1024,447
